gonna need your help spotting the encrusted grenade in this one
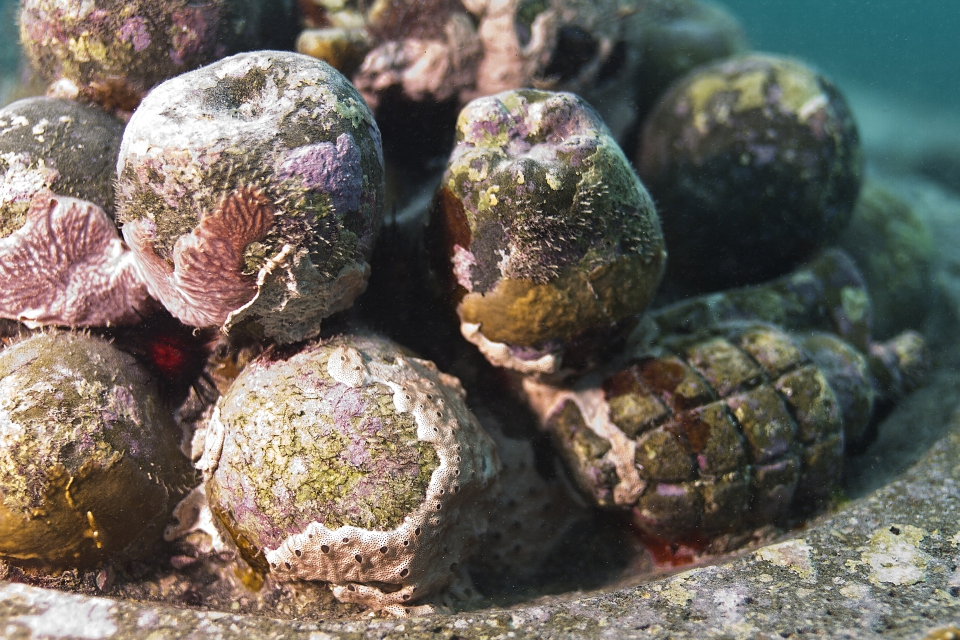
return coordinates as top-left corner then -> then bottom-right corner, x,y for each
526,322 -> 925,540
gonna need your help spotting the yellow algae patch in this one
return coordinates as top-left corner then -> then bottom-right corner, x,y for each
860,524 -> 929,586
755,538 -> 816,580
458,255 -> 662,346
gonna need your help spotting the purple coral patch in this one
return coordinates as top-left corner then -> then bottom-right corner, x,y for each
169,5 -> 220,66
279,133 -> 363,214
119,17 -> 151,53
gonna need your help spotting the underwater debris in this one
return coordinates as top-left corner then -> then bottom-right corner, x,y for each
837,181 -> 936,339
0,97 -> 124,219
115,50 -> 385,344
18,0 -> 298,113
428,88 -> 666,378
198,331 -> 500,614
625,0 -> 749,122
639,54 -> 864,291
0,331 -> 196,571
525,321 -> 926,540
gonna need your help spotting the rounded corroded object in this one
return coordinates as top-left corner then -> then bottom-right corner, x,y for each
428,89 -> 666,377
639,54 -> 863,291
199,332 -> 500,614
0,332 -> 195,571
628,0 -> 748,120
0,97 -> 125,226
19,0 -> 243,111
837,182 -> 935,339
526,322 -> 923,540
115,50 -> 385,344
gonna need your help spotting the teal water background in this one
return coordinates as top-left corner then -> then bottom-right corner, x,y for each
721,0 -> 960,109
3,1 -> 959,110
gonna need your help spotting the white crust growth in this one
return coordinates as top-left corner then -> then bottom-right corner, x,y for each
200,335 -> 501,614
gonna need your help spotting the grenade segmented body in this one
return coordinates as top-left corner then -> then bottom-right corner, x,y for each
527,322 -> 923,540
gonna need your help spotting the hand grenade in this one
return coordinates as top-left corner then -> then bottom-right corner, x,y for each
525,321 -> 925,541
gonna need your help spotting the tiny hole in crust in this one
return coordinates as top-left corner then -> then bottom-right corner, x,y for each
454,469 -> 460,476
400,568 -> 409,577
342,537 -> 350,543
414,527 -> 421,536
435,502 -> 442,510
403,540 -> 409,546
402,594 -> 411,601
348,584 -> 356,592
355,554 -> 362,563
453,485 -> 460,493
295,549 -> 302,557
380,546 -> 388,554
284,562 -> 291,570
321,545 -> 330,553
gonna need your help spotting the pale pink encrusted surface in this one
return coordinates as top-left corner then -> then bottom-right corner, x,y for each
0,193 -> 153,327
122,186 -> 274,328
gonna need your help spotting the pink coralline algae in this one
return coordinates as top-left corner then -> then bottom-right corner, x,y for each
18,0 -> 296,112
0,194 -> 153,328
278,133 -> 364,214
119,17 -> 151,53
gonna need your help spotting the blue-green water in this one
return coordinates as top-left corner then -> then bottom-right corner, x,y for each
721,0 -> 960,109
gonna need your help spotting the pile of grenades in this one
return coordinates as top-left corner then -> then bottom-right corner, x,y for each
0,0 -> 934,616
